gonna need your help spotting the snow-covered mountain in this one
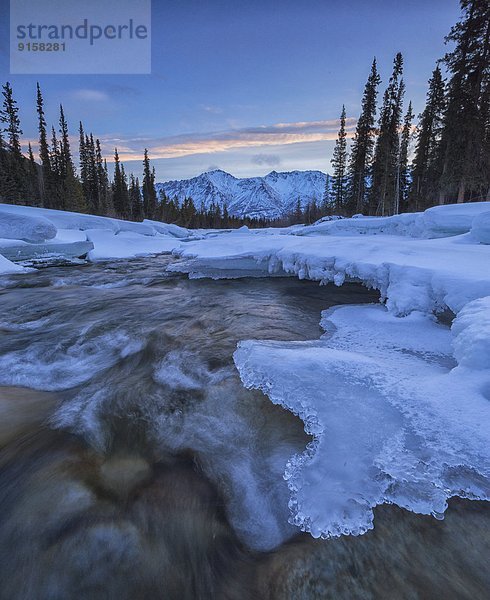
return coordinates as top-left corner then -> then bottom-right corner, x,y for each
155,169 -> 327,219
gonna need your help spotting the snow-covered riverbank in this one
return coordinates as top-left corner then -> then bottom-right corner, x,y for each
1,201 -> 489,540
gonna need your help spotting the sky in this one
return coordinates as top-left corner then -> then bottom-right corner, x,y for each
0,0 -> 462,182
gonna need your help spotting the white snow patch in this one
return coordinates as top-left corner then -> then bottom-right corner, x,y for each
0,253 -> 27,275
0,208 -> 57,243
86,229 -> 179,261
471,211 -> 490,245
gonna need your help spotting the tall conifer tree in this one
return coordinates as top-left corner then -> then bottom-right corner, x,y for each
330,105 -> 348,212
370,52 -> 405,215
409,66 -> 446,210
36,83 -> 52,207
346,58 -> 381,214
0,82 -> 27,201
142,149 -> 157,219
397,101 -> 414,213
437,0 -> 490,203
112,148 -> 130,218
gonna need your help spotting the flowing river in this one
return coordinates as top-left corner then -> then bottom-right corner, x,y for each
0,257 -> 488,599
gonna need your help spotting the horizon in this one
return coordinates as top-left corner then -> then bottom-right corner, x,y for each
1,0 -> 461,181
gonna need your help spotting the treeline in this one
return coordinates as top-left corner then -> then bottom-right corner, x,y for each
0,85 -> 266,229
329,0 -> 490,216
1,0 -> 488,225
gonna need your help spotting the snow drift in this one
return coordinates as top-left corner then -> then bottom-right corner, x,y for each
0,209 -> 57,243
0,203 -> 192,270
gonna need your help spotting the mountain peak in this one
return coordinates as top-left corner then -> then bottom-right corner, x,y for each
204,168 -> 228,175
156,169 -> 328,220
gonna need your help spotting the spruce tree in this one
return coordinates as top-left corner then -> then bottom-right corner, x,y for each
330,105 -> 348,212
482,76 -> 490,200
437,0 -> 490,203
86,134 -> 99,214
396,101 -> 414,213
0,83 -> 22,156
142,149 -> 157,219
0,82 -> 27,201
370,52 -> 405,215
58,105 -> 84,212
26,142 -> 41,205
49,126 -> 64,209
346,58 -> 381,214
112,148 -> 130,218
36,83 -> 52,207
409,66 -> 446,210
95,139 -> 110,215
293,198 -> 303,223
129,174 -> 143,221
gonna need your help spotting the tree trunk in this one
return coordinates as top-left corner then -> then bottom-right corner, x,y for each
457,180 -> 466,203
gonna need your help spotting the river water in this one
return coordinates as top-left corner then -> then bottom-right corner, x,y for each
0,257 -> 488,599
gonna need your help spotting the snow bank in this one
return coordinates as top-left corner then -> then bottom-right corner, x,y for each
53,229 -> 88,243
0,253 -> 27,275
171,230 -> 490,315
112,219 -> 156,237
0,204 -> 188,264
471,211 -> 490,244
0,203 -> 120,233
294,201 -> 490,239
86,229 -> 180,261
452,297 -> 490,369
143,219 -> 190,238
0,209 -> 57,243
296,212 -> 421,237
420,202 -> 490,238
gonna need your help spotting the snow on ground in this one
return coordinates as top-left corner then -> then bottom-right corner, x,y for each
85,229 -> 181,261
1,200 -> 489,540
0,208 -> 57,243
171,227 -> 490,315
0,253 -> 26,274
292,201 -> 490,239
0,204 -> 191,270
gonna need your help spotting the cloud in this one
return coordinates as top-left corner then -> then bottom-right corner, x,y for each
101,118 -> 356,163
199,104 -> 223,114
71,89 -> 110,102
251,153 -> 281,166
207,164 -> 221,171
104,84 -> 141,97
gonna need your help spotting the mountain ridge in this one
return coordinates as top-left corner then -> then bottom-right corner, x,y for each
155,169 -> 328,219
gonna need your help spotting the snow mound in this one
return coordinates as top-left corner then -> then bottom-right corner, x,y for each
419,202 -> 490,238
0,204 -> 120,233
452,296 -> 490,369
0,209 -> 57,243
143,219 -> 190,238
471,211 -> 490,244
0,253 -> 27,275
112,219 -> 156,237
294,202 -> 490,239
297,212 -> 421,237
86,230 -> 179,261
234,305 -> 490,539
0,204 -> 189,263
